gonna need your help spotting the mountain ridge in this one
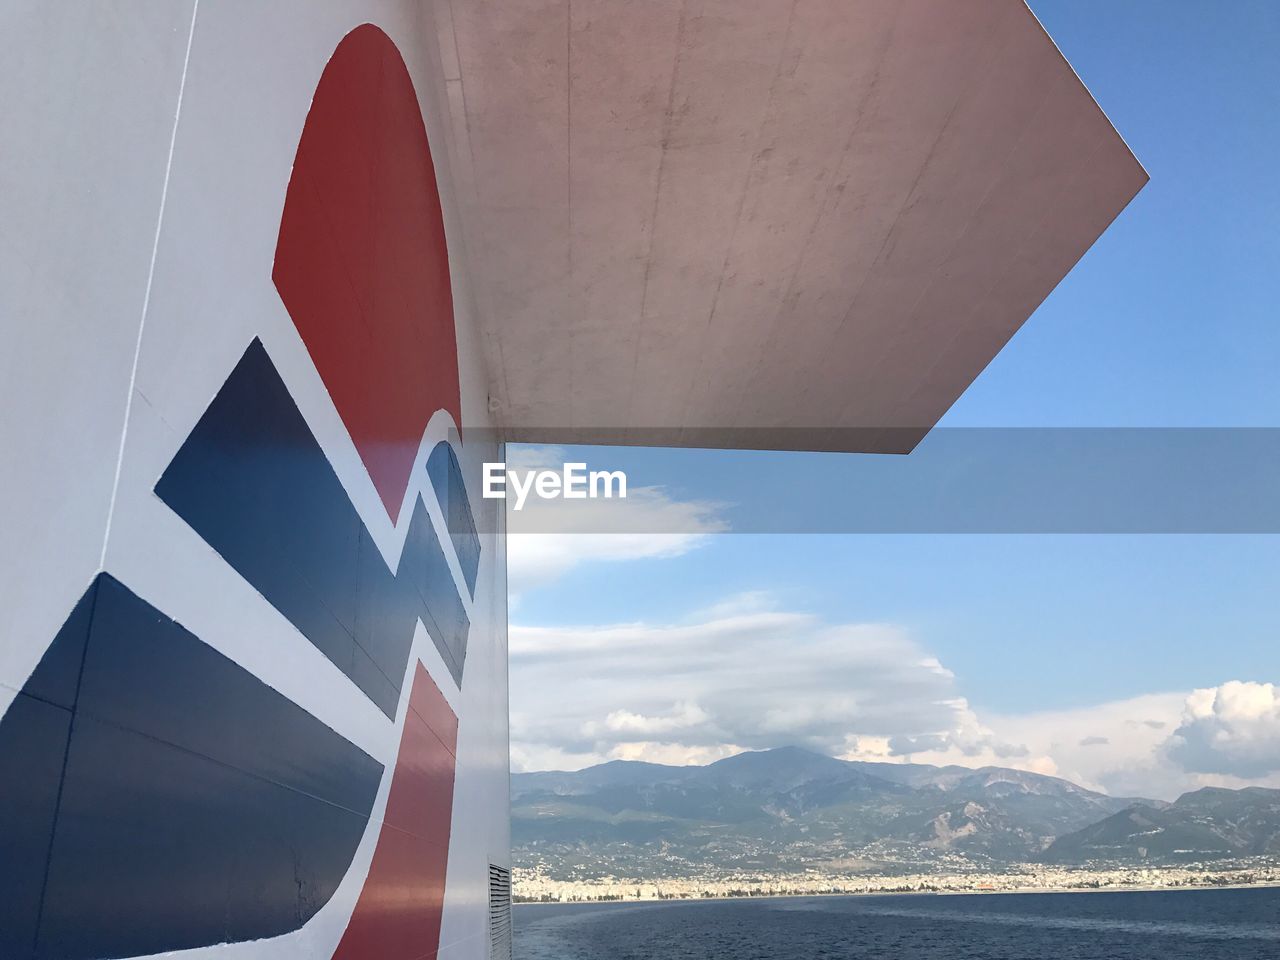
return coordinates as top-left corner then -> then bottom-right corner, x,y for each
1045,785 -> 1280,862
511,746 -> 1206,877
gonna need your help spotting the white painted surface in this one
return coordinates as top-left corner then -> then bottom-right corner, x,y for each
1,3 -> 508,958
0,0 -> 197,701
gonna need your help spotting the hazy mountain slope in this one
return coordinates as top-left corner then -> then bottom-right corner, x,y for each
512,747 -> 1155,873
1044,786 -> 1280,862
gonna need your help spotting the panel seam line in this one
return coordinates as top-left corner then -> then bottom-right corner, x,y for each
29,580 -> 102,952
98,0 -> 201,569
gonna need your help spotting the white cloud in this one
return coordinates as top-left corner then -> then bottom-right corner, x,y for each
939,686 -> 1280,801
504,445 -> 727,595
692,591 -> 776,620
1166,680 -> 1280,778
509,604 -> 1033,773
509,589 -> 1280,800
597,702 -> 711,736
609,741 -> 745,766
976,692 -> 1191,798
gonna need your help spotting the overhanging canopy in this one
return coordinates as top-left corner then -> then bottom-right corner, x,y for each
440,0 -> 1147,452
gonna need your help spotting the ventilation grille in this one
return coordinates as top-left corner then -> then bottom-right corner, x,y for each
489,864 -> 512,960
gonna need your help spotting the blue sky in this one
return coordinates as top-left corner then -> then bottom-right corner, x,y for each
507,1 -> 1280,798
952,0 -> 1280,429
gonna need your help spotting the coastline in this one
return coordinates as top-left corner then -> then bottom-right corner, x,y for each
514,866 -> 1280,906
516,880 -> 1280,907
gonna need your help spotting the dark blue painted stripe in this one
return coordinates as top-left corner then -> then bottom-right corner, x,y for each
0,579 -> 95,959
427,441 -> 481,597
0,694 -> 71,959
155,339 -> 470,713
0,574 -> 383,960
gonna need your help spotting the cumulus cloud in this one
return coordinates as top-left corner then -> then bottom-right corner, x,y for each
976,687 -> 1280,801
595,702 -> 711,737
1165,681 -> 1280,778
508,603 -> 1032,772
504,445 -> 726,595
979,692 -> 1189,798
511,598 -> 1280,799
503,490 -> 1280,799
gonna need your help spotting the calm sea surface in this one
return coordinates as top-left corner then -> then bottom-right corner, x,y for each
515,887 -> 1280,960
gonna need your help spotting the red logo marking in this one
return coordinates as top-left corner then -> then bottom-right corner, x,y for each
274,24 -> 462,523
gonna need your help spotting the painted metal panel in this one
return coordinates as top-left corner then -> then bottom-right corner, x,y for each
428,442 -> 482,598
156,340 -> 471,699
0,575 -> 384,959
333,665 -> 459,960
273,24 -> 463,523
43,717 -> 369,960
0,0 -> 196,701
0,693 -> 70,958
0,6 -> 510,960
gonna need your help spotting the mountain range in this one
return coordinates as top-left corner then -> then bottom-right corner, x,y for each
1046,785 -> 1280,862
512,747 -> 1280,877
